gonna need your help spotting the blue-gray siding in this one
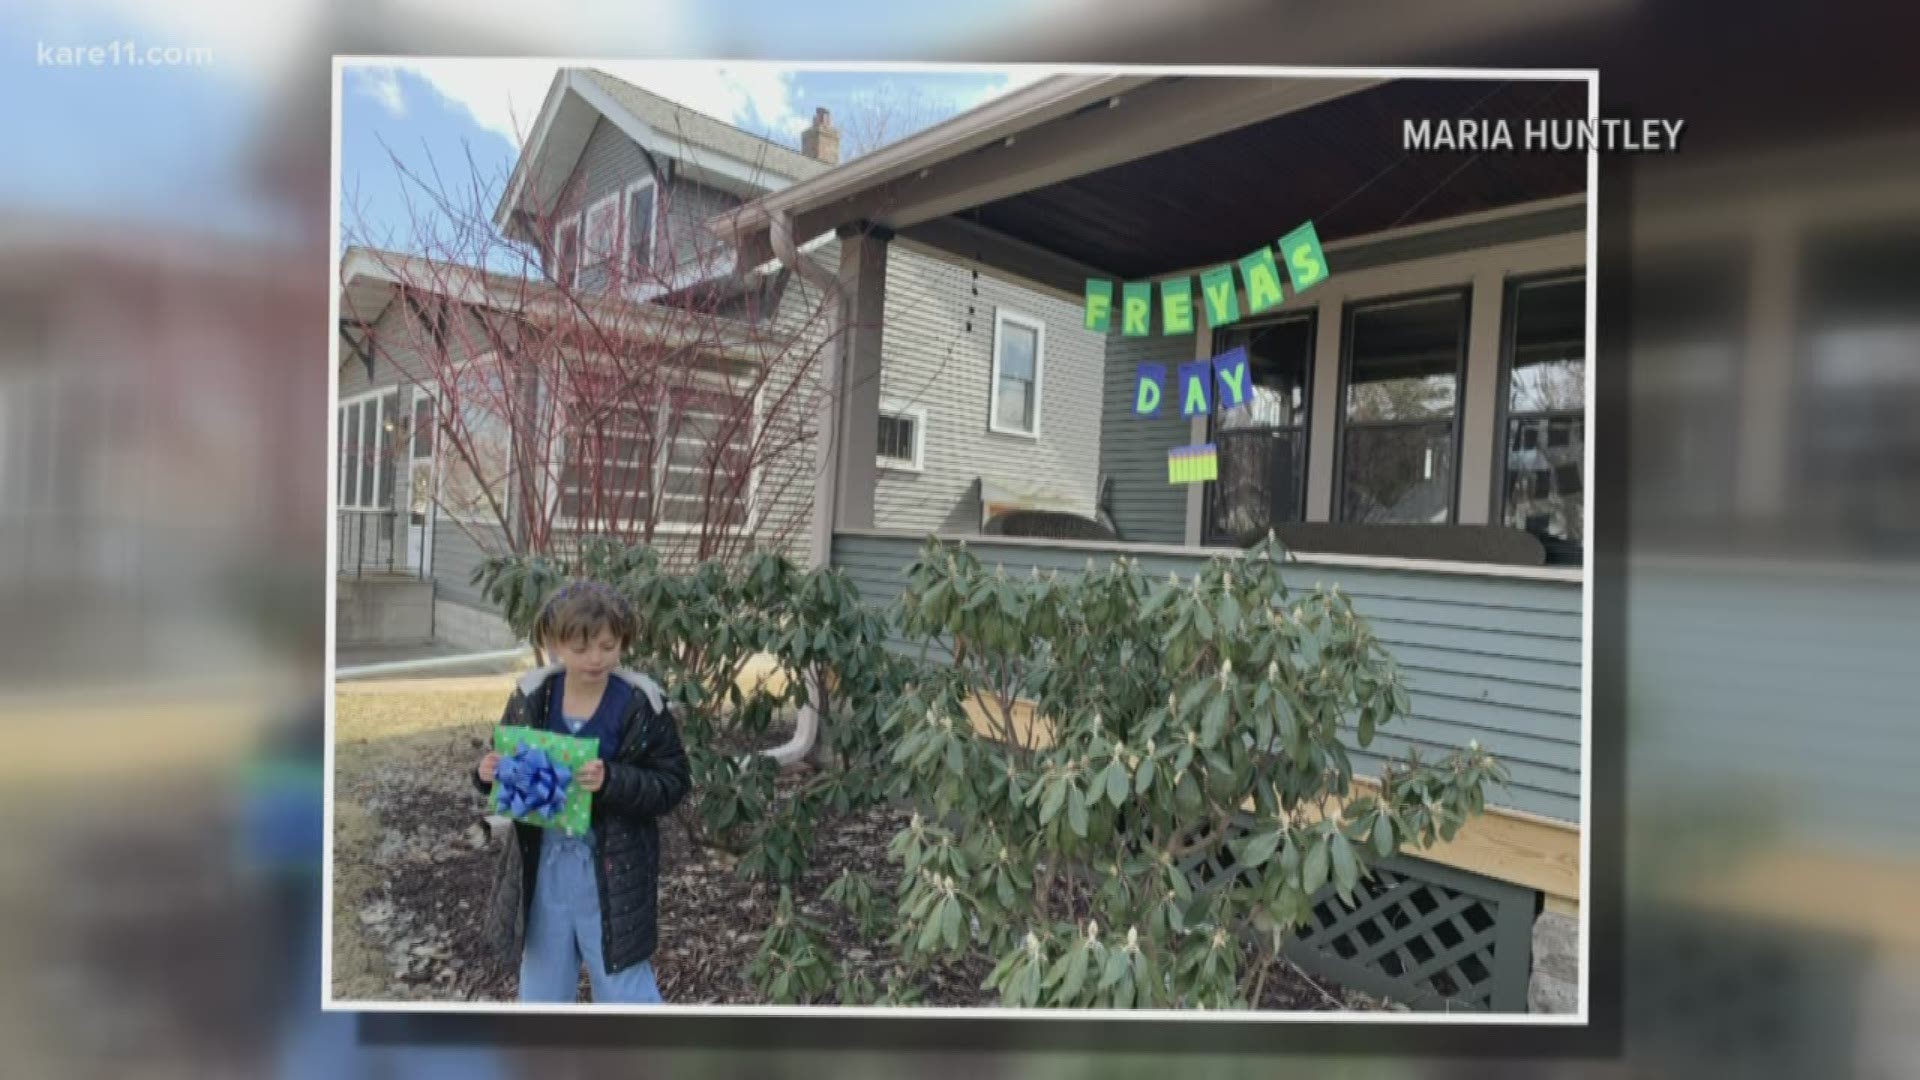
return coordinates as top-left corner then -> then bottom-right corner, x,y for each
832,531 -> 1583,823
1099,335 -> 1196,544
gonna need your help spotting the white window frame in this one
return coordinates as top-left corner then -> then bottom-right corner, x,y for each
553,214 -> 581,287
988,308 -> 1046,439
336,387 -> 390,510
622,177 -> 660,280
581,192 -> 621,273
876,400 -> 927,473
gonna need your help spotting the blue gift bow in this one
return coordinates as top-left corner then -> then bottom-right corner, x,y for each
494,741 -> 574,821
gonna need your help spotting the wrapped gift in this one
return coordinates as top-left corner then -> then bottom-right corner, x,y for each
489,725 -> 599,836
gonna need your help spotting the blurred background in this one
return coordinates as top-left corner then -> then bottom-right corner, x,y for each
1,0 -> 1916,1076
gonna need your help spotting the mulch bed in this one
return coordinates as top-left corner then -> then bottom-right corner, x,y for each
341,718 -> 1375,1011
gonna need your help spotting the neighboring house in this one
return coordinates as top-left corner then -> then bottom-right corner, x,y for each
335,68 -> 1105,649
715,73 -> 1591,1013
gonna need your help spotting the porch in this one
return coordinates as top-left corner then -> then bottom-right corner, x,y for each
718,72 -> 1590,1011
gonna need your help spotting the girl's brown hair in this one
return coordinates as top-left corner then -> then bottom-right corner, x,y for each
532,581 -> 637,652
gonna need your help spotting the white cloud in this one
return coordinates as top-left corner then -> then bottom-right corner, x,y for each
351,68 -> 406,117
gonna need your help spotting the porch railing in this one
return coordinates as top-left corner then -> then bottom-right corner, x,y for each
337,508 -> 417,579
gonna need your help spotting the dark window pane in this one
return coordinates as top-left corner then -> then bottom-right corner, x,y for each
1340,293 -> 1466,523
1346,295 -> 1464,422
412,395 -> 433,458
629,187 -> 656,273
995,320 -> 1039,432
1342,421 -> 1456,524
1209,315 -> 1315,541
1503,276 -> 1586,546
878,413 -> 916,463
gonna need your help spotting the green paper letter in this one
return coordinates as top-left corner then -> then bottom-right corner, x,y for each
1084,280 -> 1113,332
1199,266 -> 1240,328
1238,247 -> 1285,314
1122,281 -> 1153,337
1160,278 -> 1194,335
1279,221 -> 1328,293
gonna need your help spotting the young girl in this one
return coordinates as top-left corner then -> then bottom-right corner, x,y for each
472,581 -> 690,1003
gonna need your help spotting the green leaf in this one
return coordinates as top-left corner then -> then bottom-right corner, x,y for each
1303,834 -> 1330,895
1233,828 -> 1284,870
1098,947 -> 1129,990
1373,811 -> 1396,858
942,895 -> 964,951
1061,941 -> 1091,1001
1330,831 -> 1359,899
1105,761 -> 1129,808
1200,694 -> 1230,748
917,906 -> 945,954
1039,778 -> 1067,824
1134,756 -> 1157,794
1067,784 -> 1089,838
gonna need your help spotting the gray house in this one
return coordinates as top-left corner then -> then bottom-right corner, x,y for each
335,68 -> 1105,650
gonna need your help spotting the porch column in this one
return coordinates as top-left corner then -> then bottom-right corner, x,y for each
1305,290 -> 1347,522
1736,211 -> 1799,520
1456,268 -> 1508,524
830,224 -> 889,536
1184,323 -> 1211,545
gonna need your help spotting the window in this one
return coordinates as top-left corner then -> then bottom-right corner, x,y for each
990,309 -> 1045,437
439,362 -> 515,524
1337,290 -> 1470,524
876,404 -> 926,472
582,193 -> 621,271
625,179 -> 658,278
552,370 -> 756,533
553,216 -> 580,288
1206,312 -> 1315,545
1500,274 -> 1586,556
336,392 -> 391,510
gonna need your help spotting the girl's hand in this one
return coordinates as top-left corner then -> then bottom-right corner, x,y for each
578,760 -> 607,793
477,751 -> 502,783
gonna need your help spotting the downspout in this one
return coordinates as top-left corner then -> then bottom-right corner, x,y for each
762,208 -> 844,768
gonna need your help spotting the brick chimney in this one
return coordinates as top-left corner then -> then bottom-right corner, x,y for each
800,107 -> 840,165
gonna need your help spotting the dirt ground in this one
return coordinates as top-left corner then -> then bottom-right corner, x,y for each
330,684 -> 1377,1010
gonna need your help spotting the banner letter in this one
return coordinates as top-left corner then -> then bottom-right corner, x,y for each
1178,360 -> 1211,417
1237,247 -> 1285,314
1278,221 -> 1328,293
1134,363 -> 1165,416
1122,281 -> 1153,337
1160,277 -> 1194,335
1198,266 -> 1239,328
1212,346 -> 1250,410
1084,279 -> 1113,332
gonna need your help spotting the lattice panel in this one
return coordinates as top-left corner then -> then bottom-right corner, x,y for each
1179,814 -> 1538,1013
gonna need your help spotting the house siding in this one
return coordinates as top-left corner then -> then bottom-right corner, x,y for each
554,118 -> 745,290
831,531 -> 1583,823
1098,334 -> 1197,544
873,248 -> 1106,534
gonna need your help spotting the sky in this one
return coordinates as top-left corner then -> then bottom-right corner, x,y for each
0,0 -> 1074,239
338,61 -> 1046,255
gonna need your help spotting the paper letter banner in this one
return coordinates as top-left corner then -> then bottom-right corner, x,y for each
1212,346 -> 1251,411
1178,360 -> 1212,417
1134,363 -> 1166,416
1198,266 -> 1240,328
1084,279 -> 1113,332
491,725 -> 599,836
1121,281 -> 1153,337
1168,443 -> 1219,485
1237,247 -> 1286,314
1160,278 -> 1194,335
1279,221 -> 1328,294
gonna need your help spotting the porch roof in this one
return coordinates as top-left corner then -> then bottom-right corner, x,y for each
712,74 -> 1589,294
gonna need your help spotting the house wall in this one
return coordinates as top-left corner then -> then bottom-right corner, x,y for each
1096,203 -> 1588,544
871,246 -> 1107,534
832,529 -> 1583,824
551,117 -> 745,291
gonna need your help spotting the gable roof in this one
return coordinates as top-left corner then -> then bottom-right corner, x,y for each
493,68 -> 830,241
